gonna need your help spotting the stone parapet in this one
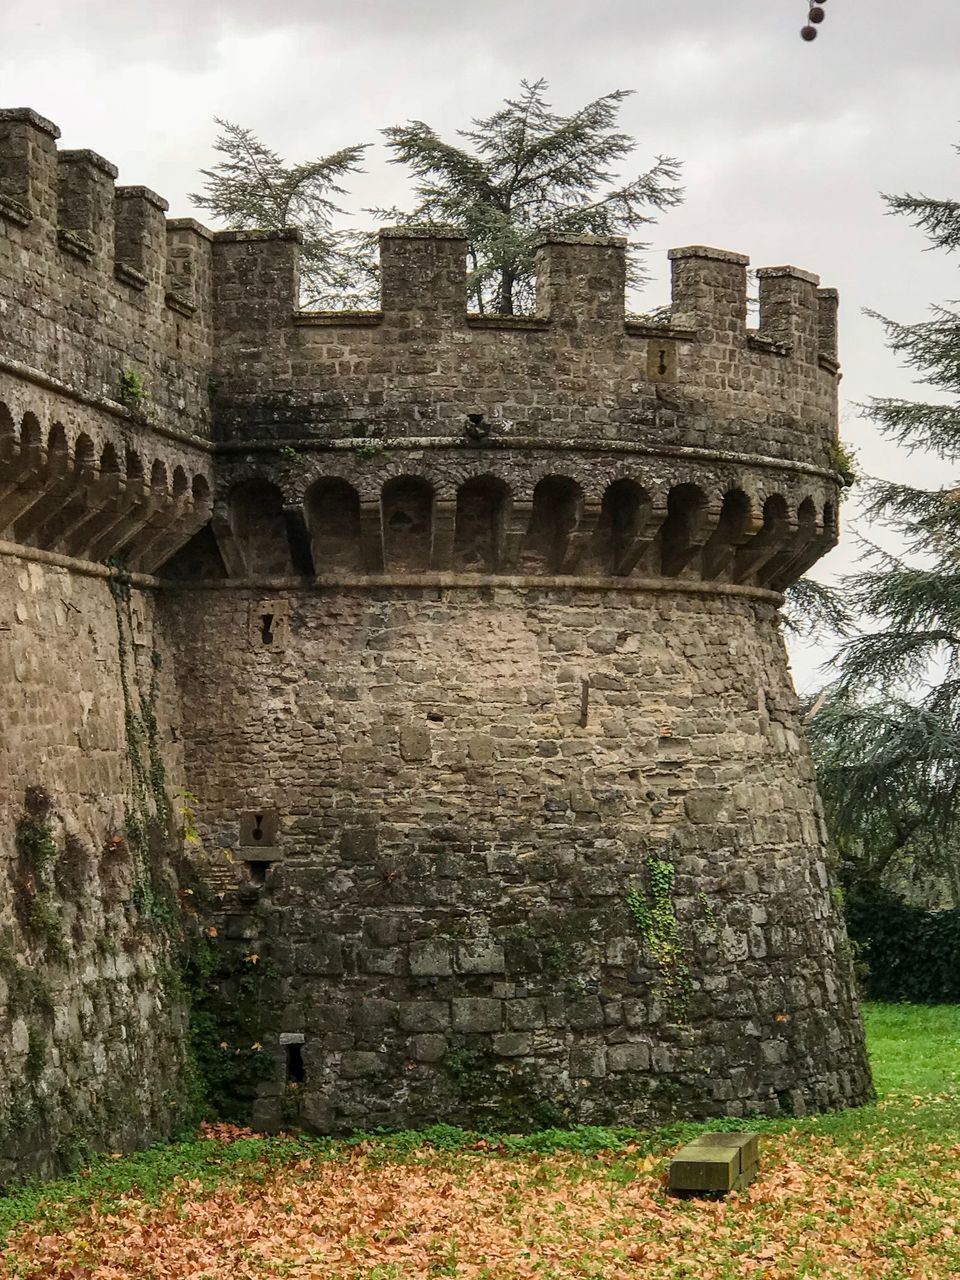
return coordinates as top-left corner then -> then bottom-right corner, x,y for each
211,230 -> 840,473
0,109 -> 213,439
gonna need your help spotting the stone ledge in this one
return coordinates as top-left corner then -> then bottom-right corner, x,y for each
115,261 -> 148,291
0,106 -> 60,137
157,571 -> 785,604
668,245 -> 750,266
294,311 -> 383,328
747,332 -> 792,358
466,314 -> 552,332
115,184 -> 169,212
57,227 -> 95,262
165,290 -> 197,318
0,537 -> 158,586
0,193 -> 30,227
757,264 -> 821,287
212,432 -> 840,482
59,147 -> 118,178
625,320 -> 699,341
214,228 -> 302,245
379,224 -> 466,242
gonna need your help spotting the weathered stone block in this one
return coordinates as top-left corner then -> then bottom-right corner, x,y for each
452,999 -> 502,1033
409,940 -> 452,976
341,1051 -> 387,1078
298,939 -> 344,976
400,722 -> 431,762
606,1042 -> 651,1072
570,1044 -> 607,1078
456,940 -> 505,974
409,1034 -> 447,1062
353,999 -> 396,1030
506,999 -> 546,1030
567,998 -> 605,1030
398,1001 -> 450,1033
669,1132 -> 760,1194
492,1033 -> 532,1057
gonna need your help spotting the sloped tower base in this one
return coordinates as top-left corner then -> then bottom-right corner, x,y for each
165,581 -> 870,1130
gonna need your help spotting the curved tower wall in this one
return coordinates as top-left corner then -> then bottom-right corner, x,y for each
0,107 -> 870,1159
173,227 -> 868,1127
166,583 -> 868,1128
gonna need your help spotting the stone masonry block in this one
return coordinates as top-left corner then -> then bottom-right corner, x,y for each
456,940 -> 506,974
570,1044 -> 607,1078
409,940 -> 452,976
340,1051 -> 387,1078
452,999 -> 503,1033
492,1033 -> 532,1057
606,1042 -> 651,1072
409,1034 -> 448,1063
398,1002 -> 450,1033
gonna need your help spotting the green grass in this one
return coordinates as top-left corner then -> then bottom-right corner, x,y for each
0,1001 -> 957,1246
862,1001 -> 960,1095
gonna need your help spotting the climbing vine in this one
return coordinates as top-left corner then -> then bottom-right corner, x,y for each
107,573 -> 273,1128
180,933 -> 281,1123
15,798 -> 68,963
109,576 -> 174,925
626,858 -> 692,1018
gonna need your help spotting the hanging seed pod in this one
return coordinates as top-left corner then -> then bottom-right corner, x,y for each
809,6 -> 826,22
800,24 -> 818,40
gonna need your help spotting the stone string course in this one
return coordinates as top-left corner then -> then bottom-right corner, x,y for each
0,107 -> 869,1174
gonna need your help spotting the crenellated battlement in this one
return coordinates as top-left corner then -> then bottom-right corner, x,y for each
0,107 -> 842,588
0,108 -> 213,445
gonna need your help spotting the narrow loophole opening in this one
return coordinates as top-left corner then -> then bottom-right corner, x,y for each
286,1042 -> 305,1084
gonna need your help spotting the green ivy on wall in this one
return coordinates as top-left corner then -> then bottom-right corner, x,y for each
108,576 -> 175,925
626,858 -> 692,1018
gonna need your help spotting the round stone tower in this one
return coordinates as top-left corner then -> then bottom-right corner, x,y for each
155,226 -> 871,1131
0,109 -> 872,1172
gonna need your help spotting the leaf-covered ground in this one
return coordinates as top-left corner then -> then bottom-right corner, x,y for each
2,1003 -> 960,1279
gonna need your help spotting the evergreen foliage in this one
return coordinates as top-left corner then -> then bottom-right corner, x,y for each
845,888 -> 960,1002
840,142 -> 960,696
376,79 -> 683,315
808,693 -> 960,904
807,138 -> 960,905
191,120 -> 377,309
782,576 -> 853,640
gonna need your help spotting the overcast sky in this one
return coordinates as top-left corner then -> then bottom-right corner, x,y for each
2,0 -> 958,690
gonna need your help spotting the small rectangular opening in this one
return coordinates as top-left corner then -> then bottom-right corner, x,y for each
239,809 -> 280,848
285,1042 -> 305,1084
248,860 -> 270,885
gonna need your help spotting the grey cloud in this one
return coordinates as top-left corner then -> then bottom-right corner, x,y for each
2,0 -> 959,689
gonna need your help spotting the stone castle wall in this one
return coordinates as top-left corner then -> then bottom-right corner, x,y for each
0,105 -> 871,1174
0,548 -> 188,1179
163,582 -> 868,1129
